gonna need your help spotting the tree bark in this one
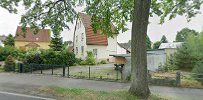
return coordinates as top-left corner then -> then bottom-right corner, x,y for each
129,0 -> 151,99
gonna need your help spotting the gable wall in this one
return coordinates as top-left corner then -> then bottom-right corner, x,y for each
74,18 -> 87,59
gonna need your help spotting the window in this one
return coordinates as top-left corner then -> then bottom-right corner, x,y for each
76,47 -> 78,54
81,33 -> 84,41
93,49 -> 98,58
81,46 -> 84,55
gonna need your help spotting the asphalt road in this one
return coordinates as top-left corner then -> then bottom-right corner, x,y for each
0,73 -> 203,100
0,91 -> 55,100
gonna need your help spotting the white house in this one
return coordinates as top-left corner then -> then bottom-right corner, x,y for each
73,13 -> 118,62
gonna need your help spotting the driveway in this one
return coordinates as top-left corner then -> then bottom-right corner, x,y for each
0,73 -> 203,100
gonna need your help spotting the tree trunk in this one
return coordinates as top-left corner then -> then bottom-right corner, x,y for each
129,0 -> 151,99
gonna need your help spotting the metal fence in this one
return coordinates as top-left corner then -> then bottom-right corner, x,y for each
17,63 -> 122,81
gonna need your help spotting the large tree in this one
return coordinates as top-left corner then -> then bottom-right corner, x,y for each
4,34 -> 14,46
1,0 -> 202,99
176,28 -> 199,42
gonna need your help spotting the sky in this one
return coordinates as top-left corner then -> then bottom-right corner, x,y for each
0,5 -> 203,43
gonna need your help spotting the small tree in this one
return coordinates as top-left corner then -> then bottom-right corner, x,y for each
49,33 -> 63,51
146,35 -> 152,50
4,55 -> 15,72
192,62 -> 203,85
153,41 -> 161,49
161,35 -> 168,43
4,34 -> 14,46
85,51 -> 96,65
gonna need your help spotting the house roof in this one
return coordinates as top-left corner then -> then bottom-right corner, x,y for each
117,40 -> 131,52
78,13 -> 109,45
159,42 -> 183,49
15,26 -> 51,42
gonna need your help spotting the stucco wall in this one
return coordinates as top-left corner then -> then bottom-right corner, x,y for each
74,17 -> 118,61
15,41 -> 50,50
74,18 -> 87,59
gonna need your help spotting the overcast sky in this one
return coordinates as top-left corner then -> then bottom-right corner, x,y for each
0,6 -> 203,43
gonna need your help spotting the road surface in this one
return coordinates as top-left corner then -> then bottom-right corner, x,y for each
0,73 -> 203,100
0,91 -> 54,100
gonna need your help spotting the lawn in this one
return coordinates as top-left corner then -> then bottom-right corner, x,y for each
71,68 -> 121,80
39,86 -> 168,100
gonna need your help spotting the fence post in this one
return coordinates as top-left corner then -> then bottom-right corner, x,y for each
116,69 -> 119,80
30,64 -> 33,73
51,65 -> 53,75
176,71 -> 181,86
89,66 -> 90,79
63,65 -> 65,77
40,65 -> 43,74
67,66 -> 70,78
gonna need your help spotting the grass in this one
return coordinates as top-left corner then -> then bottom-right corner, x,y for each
39,86 -> 168,100
152,71 -> 203,88
72,68 -> 121,80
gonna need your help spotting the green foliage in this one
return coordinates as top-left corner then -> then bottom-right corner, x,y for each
0,46 -> 22,61
79,51 -> 96,65
153,41 -> 161,49
99,60 -> 107,64
85,51 -> 96,65
24,49 -> 76,66
175,28 -> 199,42
4,55 -> 15,72
4,34 -> 14,46
146,35 -> 152,50
192,62 -> 203,84
173,33 -> 203,70
49,33 -> 63,51
160,35 -> 168,43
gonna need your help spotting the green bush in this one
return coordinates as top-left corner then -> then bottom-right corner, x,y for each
99,60 -> 107,64
192,62 -> 203,84
24,49 -> 76,66
4,55 -> 15,72
0,46 -> 21,61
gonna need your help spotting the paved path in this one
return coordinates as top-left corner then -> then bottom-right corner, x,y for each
0,91 -> 55,100
0,73 -> 203,100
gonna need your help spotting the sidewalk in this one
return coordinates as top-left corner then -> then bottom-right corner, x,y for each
0,73 -> 202,100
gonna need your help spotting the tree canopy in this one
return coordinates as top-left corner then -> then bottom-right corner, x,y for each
4,34 -> 14,46
1,0 -> 203,99
161,35 -> 168,43
176,28 -> 199,42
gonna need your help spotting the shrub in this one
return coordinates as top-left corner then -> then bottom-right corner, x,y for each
24,49 -> 44,64
80,61 -> 87,65
4,55 -> 15,72
192,62 -> 203,84
0,46 -> 21,61
99,60 -> 107,64
24,49 -> 77,66
85,51 -> 96,65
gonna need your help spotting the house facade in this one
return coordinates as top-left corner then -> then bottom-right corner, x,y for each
73,13 -> 117,61
15,26 -> 51,50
